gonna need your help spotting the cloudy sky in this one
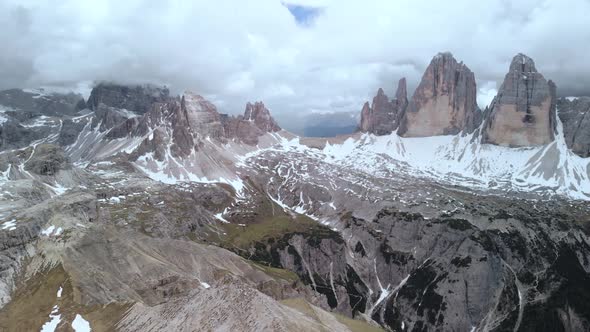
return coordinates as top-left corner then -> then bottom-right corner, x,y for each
1,0 -> 590,124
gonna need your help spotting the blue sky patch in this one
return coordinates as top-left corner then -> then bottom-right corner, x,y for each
284,3 -> 322,26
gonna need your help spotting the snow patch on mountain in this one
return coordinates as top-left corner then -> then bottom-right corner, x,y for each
237,116 -> 589,200
61,103 -> 589,201
134,149 -> 246,197
40,305 -> 61,332
71,314 -> 91,332
319,115 -> 590,199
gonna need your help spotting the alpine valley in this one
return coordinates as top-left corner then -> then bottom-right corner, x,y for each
1,53 -> 590,332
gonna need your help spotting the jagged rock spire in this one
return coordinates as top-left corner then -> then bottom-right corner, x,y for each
243,101 -> 281,132
358,78 -> 408,135
395,77 -> 408,108
359,101 -> 372,132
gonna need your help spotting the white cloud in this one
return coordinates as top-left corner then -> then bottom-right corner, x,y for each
1,0 -> 589,128
225,71 -> 255,95
263,84 -> 296,98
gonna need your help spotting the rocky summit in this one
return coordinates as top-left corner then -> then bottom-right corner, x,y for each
482,54 -> 556,147
1,52 -> 590,332
243,101 -> 281,133
398,52 -> 481,137
359,78 -> 408,135
87,83 -> 171,114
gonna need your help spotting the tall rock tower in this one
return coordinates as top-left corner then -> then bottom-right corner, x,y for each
481,54 -> 556,147
398,52 -> 481,137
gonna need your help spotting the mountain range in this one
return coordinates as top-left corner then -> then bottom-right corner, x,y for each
0,52 -> 589,332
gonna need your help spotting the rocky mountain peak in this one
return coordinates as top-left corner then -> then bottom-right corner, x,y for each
358,78 -> 408,136
482,53 -> 556,147
220,101 -> 281,145
87,83 -> 170,114
179,91 -> 224,140
243,101 -> 281,132
434,51 -> 453,59
182,91 -> 219,115
398,52 -> 480,137
509,53 -> 537,73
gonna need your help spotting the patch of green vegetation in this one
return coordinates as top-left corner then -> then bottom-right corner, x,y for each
250,261 -> 299,283
213,196 -> 320,250
0,265 -> 68,332
220,213 -> 316,249
333,312 -> 385,332
280,297 -> 321,320
0,264 -> 130,332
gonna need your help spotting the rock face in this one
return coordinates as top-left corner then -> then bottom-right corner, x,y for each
58,119 -> 87,146
0,89 -> 82,119
87,84 -> 174,135
0,120 -> 43,152
85,84 -> 283,153
482,54 -> 556,147
398,53 -> 481,137
222,101 -> 281,145
107,91 -> 282,161
87,83 -> 171,114
557,97 -> 590,157
181,92 -> 226,139
92,104 -> 135,132
359,78 -> 408,135
0,89 -> 84,151
24,144 -> 70,175
359,102 -> 372,132
243,102 -> 281,133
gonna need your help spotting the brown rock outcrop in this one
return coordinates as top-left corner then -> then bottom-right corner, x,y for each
359,101 -> 371,132
398,52 -> 481,137
243,101 -> 281,133
181,92 -> 226,140
223,101 -> 281,145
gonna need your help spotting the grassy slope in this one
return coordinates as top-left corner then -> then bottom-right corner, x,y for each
0,265 -> 129,332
